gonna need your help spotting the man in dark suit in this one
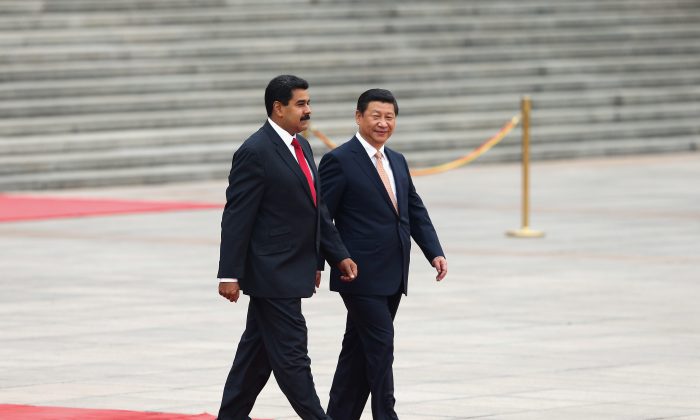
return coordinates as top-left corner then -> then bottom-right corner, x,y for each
319,89 -> 447,420
216,74 -> 358,420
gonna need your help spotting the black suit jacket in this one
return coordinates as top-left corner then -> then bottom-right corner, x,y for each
217,121 -> 349,298
319,136 -> 444,296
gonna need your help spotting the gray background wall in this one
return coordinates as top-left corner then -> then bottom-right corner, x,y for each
1,0 -> 699,190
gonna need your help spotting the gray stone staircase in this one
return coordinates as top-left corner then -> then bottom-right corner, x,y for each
1,0 -> 699,190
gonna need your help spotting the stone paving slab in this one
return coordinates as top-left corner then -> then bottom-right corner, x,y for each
1,152 -> 699,419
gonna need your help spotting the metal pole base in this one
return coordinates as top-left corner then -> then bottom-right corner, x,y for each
506,227 -> 545,238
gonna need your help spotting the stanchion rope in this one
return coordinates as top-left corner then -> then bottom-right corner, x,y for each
309,114 -> 520,176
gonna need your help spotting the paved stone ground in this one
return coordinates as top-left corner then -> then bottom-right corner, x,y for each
1,152 -> 699,419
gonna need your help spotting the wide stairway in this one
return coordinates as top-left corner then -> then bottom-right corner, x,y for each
1,0 -> 699,190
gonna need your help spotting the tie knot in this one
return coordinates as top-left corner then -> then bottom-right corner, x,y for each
375,151 -> 384,160
291,137 -> 300,149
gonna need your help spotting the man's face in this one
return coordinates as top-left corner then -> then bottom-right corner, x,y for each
273,88 -> 311,135
356,101 -> 396,150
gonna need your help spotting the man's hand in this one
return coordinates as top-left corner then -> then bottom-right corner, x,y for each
432,256 -> 447,281
219,281 -> 241,302
314,270 -> 322,293
337,258 -> 358,282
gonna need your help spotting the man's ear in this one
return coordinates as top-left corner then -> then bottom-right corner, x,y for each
355,110 -> 362,125
272,101 -> 282,117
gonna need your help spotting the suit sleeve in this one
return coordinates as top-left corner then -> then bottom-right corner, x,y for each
317,152 -> 350,268
217,146 -> 265,279
318,153 -> 346,218
404,156 -> 445,263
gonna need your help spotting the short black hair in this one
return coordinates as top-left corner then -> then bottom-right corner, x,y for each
356,88 -> 399,116
264,75 -> 309,116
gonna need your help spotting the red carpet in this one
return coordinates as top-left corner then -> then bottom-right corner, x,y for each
0,405 -> 216,420
0,405 -> 272,420
0,195 -> 221,223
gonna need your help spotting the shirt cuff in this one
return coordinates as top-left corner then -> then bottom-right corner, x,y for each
218,278 -> 238,282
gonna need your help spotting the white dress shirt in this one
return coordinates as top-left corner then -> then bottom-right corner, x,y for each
219,118 -> 311,283
268,118 -> 314,179
356,132 -> 397,196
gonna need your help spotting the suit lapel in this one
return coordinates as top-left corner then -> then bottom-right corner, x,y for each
264,123 -> 316,206
350,137 -> 398,216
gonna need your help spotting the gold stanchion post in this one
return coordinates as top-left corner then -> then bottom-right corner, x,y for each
507,96 -> 544,238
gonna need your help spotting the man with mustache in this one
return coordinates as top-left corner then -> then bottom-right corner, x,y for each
319,89 -> 447,420
216,74 -> 358,420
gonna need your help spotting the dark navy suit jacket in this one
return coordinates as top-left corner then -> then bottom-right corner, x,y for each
217,121 -> 349,298
319,136 -> 444,296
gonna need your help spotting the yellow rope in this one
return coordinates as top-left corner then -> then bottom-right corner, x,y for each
309,125 -> 338,150
310,114 -> 520,176
410,114 -> 520,176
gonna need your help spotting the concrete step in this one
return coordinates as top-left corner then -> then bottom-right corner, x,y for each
0,0 -> 228,15
2,0 -> 698,27
2,71 -> 699,137
314,102 -> 700,142
526,136 -> 699,161
401,136 -> 699,167
0,1 -> 43,14
0,163 -> 231,191
0,93 -> 696,139
335,117 -> 700,152
3,59 -> 700,117
3,38 -> 700,82
1,135 -> 696,192
3,83 -> 699,157
2,107 -> 698,176
1,120 -> 695,177
0,142 -> 240,175
4,25 -> 700,65
0,125 -> 257,156
14,0 -> 700,16
2,0 -> 698,30
3,11 -> 700,48
14,0 -> 347,14
0,0 -> 698,190
3,54 -> 700,101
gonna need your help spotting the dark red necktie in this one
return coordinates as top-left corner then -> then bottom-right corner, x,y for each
291,138 -> 317,206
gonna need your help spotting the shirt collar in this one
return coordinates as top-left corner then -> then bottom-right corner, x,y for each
356,132 -> 385,159
268,118 -> 296,147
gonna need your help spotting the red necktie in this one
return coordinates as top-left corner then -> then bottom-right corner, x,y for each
291,137 -> 317,206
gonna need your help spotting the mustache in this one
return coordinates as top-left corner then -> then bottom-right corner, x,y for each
301,114 -> 311,121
